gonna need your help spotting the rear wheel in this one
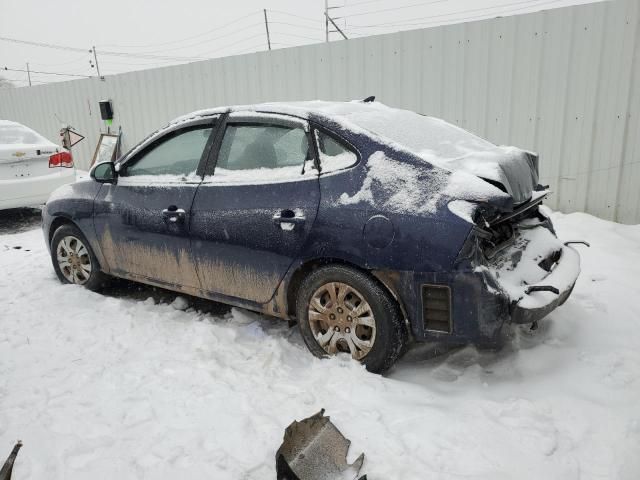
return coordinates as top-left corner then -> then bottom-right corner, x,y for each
50,224 -> 107,291
296,265 -> 407,373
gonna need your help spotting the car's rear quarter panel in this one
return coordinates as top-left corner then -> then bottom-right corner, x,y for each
298,123 -> 487,342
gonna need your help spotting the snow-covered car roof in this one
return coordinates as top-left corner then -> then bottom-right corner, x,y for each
170,101 -> 533,191
0,119 -> 52,146
121,101 -> 537,206
172,100 -> 527,170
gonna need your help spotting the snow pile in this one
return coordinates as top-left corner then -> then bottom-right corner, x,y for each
1,212 -> 639,479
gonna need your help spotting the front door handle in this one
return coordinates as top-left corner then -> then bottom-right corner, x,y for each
162,206 -> 186,223
273,209 -> 305,230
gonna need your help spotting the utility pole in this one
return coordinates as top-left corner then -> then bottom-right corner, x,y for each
325,0 -> 329,42
325,1 -> 347,42
263,9 -> 272,50
326,14 -> 348,40
26,62 -> 31,86
91,46 -> 101,78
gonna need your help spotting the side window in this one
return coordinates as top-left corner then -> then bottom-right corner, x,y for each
212,124 -> 313,181
123,126 -> 213,179
315,130 -> 358,173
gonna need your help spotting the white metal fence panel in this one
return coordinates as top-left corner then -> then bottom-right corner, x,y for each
1,0 -> 638,223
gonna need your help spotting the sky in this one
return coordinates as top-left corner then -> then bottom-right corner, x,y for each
0,0 -> 600,87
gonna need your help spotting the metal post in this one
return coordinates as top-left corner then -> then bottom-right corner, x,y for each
92,46 -> 101,78
26,62 -> 31,86
263,9 -> 272,50
325,0 -> 329,42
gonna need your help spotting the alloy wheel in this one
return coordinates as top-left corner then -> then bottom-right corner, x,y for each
56,235 -> 92,285
307,282 -> 376,360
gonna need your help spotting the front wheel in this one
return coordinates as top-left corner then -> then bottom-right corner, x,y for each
296,265 -> 407,373
50,224 -> 107,291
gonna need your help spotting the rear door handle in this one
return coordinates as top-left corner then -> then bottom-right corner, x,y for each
273,209 -> 305,230
162,206 -> 186,223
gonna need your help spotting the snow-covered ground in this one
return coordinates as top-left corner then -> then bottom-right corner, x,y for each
1,210 -> 639,479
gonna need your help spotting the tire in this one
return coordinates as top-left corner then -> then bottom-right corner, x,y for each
50,223 -> 108,291
296,265 -> 407,373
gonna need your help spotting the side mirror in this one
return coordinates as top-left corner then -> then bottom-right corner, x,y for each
90,162 -> 117,183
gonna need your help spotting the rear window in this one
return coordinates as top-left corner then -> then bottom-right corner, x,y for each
0,122 -> 49,145
345,109 -> 495,159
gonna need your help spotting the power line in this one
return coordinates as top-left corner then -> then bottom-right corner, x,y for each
193,32 -> 267,57
336,0 -> 449,19
345,0 -> 565,29
274,31 -> 324,42
30,53 -> 89,68
104,23 -> 265,55
267,9 -> 320,25
98,57 -> 185,67
2,67 -> 91,78
98,11 -> 262,49
0,36 -> 205,61
270,21 -> 326,32
226,42 -> 269,56
271,42 -> 298,47
342,0 -> 389,7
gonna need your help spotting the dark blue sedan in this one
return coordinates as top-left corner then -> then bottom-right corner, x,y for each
43,101 -> 581,373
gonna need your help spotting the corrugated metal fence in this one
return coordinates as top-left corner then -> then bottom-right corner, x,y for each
1,0 -> 638,223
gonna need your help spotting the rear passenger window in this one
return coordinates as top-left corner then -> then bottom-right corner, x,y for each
211,124 -> 315,182
315,130 -> 358,173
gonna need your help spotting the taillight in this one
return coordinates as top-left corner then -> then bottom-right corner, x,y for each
49,151 -> 74,168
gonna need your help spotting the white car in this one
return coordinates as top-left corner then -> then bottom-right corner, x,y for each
0,120 -> 76,210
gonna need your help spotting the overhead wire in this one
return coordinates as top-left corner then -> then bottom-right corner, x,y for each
269,21 -> 326,32
0,36 -> 205,61
273,31 -> 325,42
336,0 -> 449,19
111,23 -> 266,55
2,67 -> 90,78
341,0 -> 391,7
232,43 -> 270,55
30,53 -> 90,68
98,11 -> 262,49
345,0 -> 566,29
266,9 -> 321,25
1,0 -> 577,82
193,32 -> 267,58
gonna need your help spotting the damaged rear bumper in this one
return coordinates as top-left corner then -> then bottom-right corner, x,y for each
509,245 -> 580,324
374,225 -> 582,345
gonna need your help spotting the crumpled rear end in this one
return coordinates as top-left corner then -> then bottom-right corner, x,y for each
479,217 -> 581,325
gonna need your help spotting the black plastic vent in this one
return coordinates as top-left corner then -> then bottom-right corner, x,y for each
422,285 -> 452,333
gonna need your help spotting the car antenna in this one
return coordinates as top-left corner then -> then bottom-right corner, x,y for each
362,96 -> 375,103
